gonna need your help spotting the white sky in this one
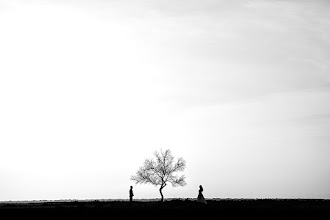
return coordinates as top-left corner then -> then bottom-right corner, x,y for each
0,0 -> 330,201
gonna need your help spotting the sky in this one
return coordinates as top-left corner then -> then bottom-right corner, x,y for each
0,0 -> 330,201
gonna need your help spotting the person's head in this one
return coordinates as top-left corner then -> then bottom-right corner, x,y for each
130,186 -> 133,189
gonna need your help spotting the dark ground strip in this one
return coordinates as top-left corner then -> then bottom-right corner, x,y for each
1,199 -> 329,219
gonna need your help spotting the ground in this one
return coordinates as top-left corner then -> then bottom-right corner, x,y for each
1,198 -> 329,219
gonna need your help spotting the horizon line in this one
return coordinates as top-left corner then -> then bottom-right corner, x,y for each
1,197 -> 329,203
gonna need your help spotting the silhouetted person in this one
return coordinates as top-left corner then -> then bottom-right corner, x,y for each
129,186 -> 134,202
197,185 -> 207,204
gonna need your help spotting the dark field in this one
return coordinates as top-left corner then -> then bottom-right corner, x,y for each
1,199 -> 329,219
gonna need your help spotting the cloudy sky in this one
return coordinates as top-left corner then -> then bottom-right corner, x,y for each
1,0 -> 330,201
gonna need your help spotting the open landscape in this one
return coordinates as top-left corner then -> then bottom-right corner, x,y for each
1,198 -> 329,219
1,2 -> 330,220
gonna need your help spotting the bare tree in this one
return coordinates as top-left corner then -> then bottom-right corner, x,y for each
130,149 -> 186,202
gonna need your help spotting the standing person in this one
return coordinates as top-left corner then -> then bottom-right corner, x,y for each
197,185 -> 207,204
129,186 -> 134,202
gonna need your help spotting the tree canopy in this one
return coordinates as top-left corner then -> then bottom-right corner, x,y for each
130,149 -> 186,202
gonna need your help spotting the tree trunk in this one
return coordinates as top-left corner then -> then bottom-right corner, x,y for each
159,187 -> 164,202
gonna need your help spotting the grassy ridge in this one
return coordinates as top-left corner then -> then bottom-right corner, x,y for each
1,199 -> 329,219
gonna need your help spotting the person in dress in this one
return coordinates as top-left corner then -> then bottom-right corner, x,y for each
197,185 -> 207,204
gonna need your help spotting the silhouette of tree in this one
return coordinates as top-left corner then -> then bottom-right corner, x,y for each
130,149 -> 186,202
